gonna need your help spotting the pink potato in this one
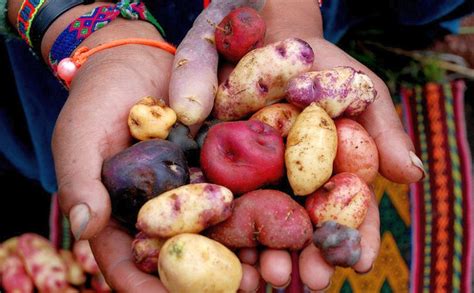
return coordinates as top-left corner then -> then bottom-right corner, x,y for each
72,240 -> 99,275
215,7 -> 266,63
16,233 -> 67,292
1,255 -> 34,293
200,120 -> 285,194
305,173 -> 371,229
132,232 -> 167,274
207,189 -> 313,250
334,118 -> 379,183
286,66 -> 376,117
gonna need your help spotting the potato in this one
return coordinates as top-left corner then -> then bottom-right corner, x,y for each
1,255 -> 34,293
59,250 -> 86,286
158,233 -> 242,293
200,120 -> 284,194
213,38 -> 314,121
128,96 -> 177,140
207,189 -> 313,250
102,139 -> 189,228
305,172 -> 371,228
286,66 -> 377,117
334,118 -> 379,183
167,122 -> 199,164
16,233 -> 67,292
189,167 -> 207,183
312,221 -> 362,267
136,183 -> 233,238
215,7 -> 266,63
249,103 -> 301,137
72,240 -> 99,275
131,232 -> 166,274
285,103 -> 337,195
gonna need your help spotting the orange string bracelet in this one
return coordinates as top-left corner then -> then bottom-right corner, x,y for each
57,38 -> 176,87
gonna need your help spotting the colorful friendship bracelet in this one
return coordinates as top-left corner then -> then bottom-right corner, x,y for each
17,0 -> 47,46
56,38 -> 176,87
49,0 -> 164,73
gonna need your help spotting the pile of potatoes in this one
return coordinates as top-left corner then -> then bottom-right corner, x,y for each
101,3 -> 380,293
0,234 -> 110,292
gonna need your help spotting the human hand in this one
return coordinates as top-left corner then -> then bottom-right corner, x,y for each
213,0 -> 424,290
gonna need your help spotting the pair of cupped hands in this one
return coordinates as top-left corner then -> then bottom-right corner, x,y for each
50,1 -> 424,292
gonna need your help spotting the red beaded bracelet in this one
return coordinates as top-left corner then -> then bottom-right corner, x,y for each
57,38 -> 177,87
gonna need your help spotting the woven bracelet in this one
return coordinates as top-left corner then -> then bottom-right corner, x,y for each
48,0 -> 164,73
17,0 -> 47,46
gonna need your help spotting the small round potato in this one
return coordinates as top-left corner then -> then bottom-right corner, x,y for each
128,96 -> 177,140
249,103 -> 301,137
158,233 -> 242,293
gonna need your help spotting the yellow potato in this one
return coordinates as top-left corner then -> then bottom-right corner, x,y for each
128,96 -> 177,140
249,103 -> 301,137
136,183 -> 233,238
285,103 -> 337,195
159,233 -> 242,293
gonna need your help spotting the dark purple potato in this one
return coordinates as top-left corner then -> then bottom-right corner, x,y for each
312,221 -> 362,267
167,122 -> 199,164
102,139 -> 189,229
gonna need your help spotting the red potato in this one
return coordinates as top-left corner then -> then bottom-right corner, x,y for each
16,233 -> 67,292
215,7 -> 266,62
131,232 -> 167,274
200,120 -> 284,194
72,240 -> 99,275
334,118 -> 379,183
213,38 -> 314,121
286,66 -> 377,117
207,189 -> 313,250
1,255 -> 34,293
305,173 -> 371,229
249,103 -> 301,137
169,0 -> 266,126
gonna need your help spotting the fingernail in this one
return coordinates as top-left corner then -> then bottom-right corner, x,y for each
270,277 -> 291,289
356,264 -> 374,275
409,151 -> 427,180
69,203 -> 90,240
304,281 -> 331,292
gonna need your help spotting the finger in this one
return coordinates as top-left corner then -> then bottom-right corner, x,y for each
299,244 -> 334,291
259,249 -> 292,288
239,263 -> 260,292
238,248 -> 258,265
308,39 -> 425,184
53,97 -> 129,240
353,190 -> 380,273
89,222 -> 168,292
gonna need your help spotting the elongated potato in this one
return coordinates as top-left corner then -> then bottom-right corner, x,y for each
169,0 -> 266,126
16,233 -> 67,292
249,103 -> 301,137
213,38 -> 314,121
159,233 -> 242,293
136,183 -> 233,237
285,103 -> 337,195
286,66 -> 376,117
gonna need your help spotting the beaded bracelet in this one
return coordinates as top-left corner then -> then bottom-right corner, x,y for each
56,38 -> 176,88
49,0 -> 164,73
17,0 -> 47,46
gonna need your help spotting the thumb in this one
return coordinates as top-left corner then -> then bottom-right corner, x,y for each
53,120 -> 114,240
